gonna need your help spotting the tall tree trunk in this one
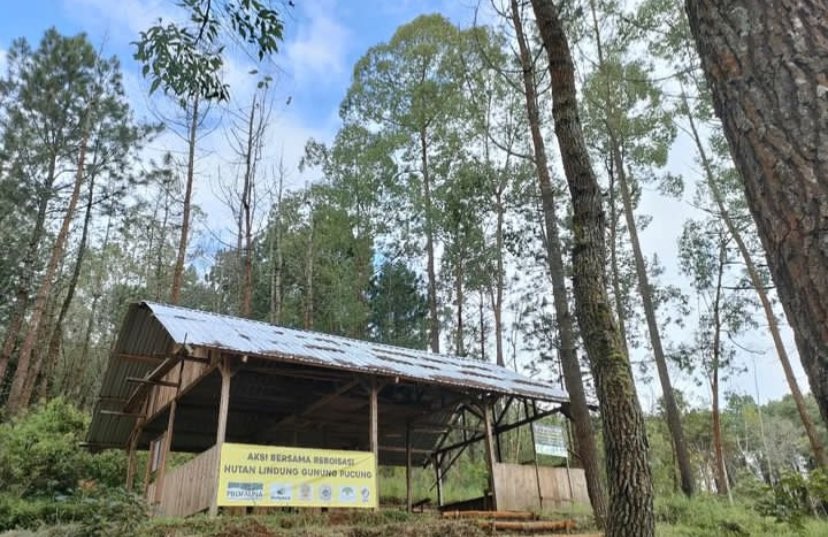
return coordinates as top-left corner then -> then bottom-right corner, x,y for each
304,208 -> 315,330
170,95 -> 199,305
493,190 -> 505,367
685,0 -> 828,426
607,166 -> 630,356
710,238 -> 732,502
239,99 -> 257,318
6,109 -> 92,415
455,257 -> 465,356
613,144 -> 695,496
586,0 -> 694,495
509,0 -> 607,527
420,128 -> 440,353
0,156 -> 57,388
270,165 -> 284,325
36,154 -> 99,400
683,93 -> 828,467
530,1 -> 654,535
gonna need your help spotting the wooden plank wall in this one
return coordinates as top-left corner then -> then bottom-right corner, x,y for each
492,462 -> 588,512
148,445 -> 219,517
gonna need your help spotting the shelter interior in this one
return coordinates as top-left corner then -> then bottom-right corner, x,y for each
88,302 -> 586,517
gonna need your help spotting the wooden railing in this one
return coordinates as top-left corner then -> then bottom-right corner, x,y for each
147,444 -> 219,517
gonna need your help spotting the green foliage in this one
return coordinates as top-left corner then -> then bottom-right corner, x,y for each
0,488 -> 145,535
754,468 -> 828,526
134,0 -> 284,100
655,495 -> 789,536
0,399 -> 125,497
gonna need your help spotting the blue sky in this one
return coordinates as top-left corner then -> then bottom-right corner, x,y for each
0,0 -> 812,410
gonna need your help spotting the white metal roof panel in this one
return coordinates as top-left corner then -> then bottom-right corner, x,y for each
143,301 -> 567,402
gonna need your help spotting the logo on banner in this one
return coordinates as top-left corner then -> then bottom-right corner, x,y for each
226,482 -> 264,501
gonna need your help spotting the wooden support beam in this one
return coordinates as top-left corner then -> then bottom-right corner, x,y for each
257,379 -> 360,440
209,358 -> 232,517
525,400 -> 543,510
433,406 -> 563,457
125,432 -> 138,490
406,423 -> 412,513
127,377 -> 178,388
151,360 -> 184,513
153,399 -> 177,508
369,379 -> 379,512
435,453 -> 444,507
483,400 -> 499,511
115,352 -> 165,364
100,410 -> 145,418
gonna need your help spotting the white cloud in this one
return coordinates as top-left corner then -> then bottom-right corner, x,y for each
283,1 -> 350,86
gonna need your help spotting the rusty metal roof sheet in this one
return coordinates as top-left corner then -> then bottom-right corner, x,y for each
141,301 -> 566,401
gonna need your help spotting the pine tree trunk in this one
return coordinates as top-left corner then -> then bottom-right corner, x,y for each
36,157 -> 98,400
710,239 -> 731,501
685,0 -> 828,426
530,1 -> 654,535
607,168 -> 630,357
455,257 -> 464,356
6,110 -> 92,415
613,144 -> 695,496
270,171 -> 284,325
420,128 -> 440,353
170,95 -> 199,305
586,0 -> 694,495
509,0 -> 607,527
240,100 -> 256,318
493,191 -> 505,367
0,156 -> 57,388
304,209 -> 315,330
683,95 -> 828,467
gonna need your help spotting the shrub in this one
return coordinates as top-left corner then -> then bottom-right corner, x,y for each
0,488 -> 146,535
0,399 -> 126,498
754,468 -> 828,526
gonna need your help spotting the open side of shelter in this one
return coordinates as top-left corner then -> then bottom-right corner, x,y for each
86,301 -> 586,517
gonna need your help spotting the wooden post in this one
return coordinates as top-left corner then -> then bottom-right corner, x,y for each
526,401 -> 544,511
209,358 -> 232,517
483,400 -> 499,511
125,432 -> 139,490
405,422 -> 413,513
369,379 -> 379,511
153,399 -> 177,508
435,454 -> 444,508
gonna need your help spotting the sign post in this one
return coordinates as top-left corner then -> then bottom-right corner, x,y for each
532,423 -> 568,458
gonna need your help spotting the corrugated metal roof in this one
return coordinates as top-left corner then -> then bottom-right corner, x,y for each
141,301 -> 567,402
88,301 -> 568,449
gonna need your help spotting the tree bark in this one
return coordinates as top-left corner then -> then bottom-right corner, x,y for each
0,155 -> 56,388
509,0 -> 607,528
270,166 -> 284,325
710,238 -> 732,502
493,190 -> 505,367
530,1 -> 654,535
685,0 -> 828,426
170,95 -> 199,305
585,0 -> 694,495
239,99 -> 257,318
420,128 -> 440,353
683,92 -> 828,468
35,153 -> 99,400
613,144 -> 695,496
6,107 -> 92,415
607,166 -> 631,357
304,205 -> 315,330
455,257 -> 465,356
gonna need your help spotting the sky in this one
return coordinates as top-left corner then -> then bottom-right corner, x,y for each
0,0 -> 812,411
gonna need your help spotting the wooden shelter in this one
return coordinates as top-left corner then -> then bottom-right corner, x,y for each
87,302 -> 583,516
